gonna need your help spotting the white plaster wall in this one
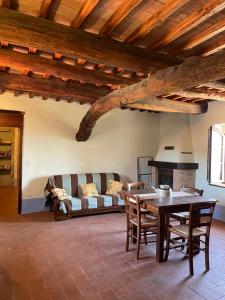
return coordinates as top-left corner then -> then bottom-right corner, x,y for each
155,113 -> 194,163
190,101 -> 225,206
0,93 -> 160,199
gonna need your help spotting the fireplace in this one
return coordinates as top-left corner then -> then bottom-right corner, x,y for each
148,161 -> 198,189
158,168 -> 173,187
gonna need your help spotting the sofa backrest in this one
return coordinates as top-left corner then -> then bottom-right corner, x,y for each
45,173 -> 120,197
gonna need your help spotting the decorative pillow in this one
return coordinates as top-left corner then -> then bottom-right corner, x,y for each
51,188 -> 69,200
80,183 -> 99,197
106,180 -> 123,194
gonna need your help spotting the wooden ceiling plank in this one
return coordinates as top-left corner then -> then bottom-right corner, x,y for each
124,98 -> 207,114
38,0 -> 55,19
0,48 -> 136,87
125,0 -> 189,43
0,71 -> 111,104
177,18 -> 225,51
149,0 -> 225,49
71,0 -> 100,28
76,50 -> 225,141
99,0 -> 142,35
0,8 -> 182,74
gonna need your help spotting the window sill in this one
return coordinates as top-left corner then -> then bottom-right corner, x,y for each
209,182 -> 225,188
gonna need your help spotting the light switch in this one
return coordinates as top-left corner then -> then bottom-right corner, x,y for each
25,161 -> 31,167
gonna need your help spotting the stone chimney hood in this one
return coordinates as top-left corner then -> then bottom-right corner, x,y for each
154,114 -> 195,163
149,114 -> 198,189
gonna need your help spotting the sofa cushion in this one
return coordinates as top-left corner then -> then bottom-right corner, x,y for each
106,180 -> 123,194
60,194 -> 125,213
80,183 -> 99,197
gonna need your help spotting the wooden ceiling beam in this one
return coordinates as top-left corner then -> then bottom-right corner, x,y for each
0,48 -> 135,87
0,72 -> 111,104
202,81 -> 225,92
125,0 -> 189,43
2,0 -> 17,9
200,39 -> 225,56
0,8 -> 182,74
38,0 -> 55,19
174,88 -> 225,101
99,0 -> 142,35
76,50 -> 225,141
71,0 -> 100,28
149,0 -> 225,49
124,98 -> 207,114
176,18 -> 225,52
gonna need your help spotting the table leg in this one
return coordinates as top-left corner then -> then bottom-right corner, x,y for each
156,213 -> 166,263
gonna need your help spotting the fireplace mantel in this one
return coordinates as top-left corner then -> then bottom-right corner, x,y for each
148,160 -> 198,170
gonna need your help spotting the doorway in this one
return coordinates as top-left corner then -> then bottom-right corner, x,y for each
0,110 -> 24,216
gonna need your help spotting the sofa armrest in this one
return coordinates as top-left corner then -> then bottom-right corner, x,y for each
52,196 -> 60,213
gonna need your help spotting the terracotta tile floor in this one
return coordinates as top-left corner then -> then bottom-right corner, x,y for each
0,212 -> 225,300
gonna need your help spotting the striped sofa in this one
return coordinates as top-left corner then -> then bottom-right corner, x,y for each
44,173 -> 125,220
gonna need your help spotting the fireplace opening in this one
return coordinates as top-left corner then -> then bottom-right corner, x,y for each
158,168 -> 173,188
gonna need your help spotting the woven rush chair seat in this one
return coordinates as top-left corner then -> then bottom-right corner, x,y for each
169,224 -> 206,238
130,215 -> 157,228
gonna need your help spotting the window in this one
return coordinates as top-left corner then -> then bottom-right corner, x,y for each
208,124 -> 225,186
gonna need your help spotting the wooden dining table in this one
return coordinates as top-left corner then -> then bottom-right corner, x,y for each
127,189 -> 217,263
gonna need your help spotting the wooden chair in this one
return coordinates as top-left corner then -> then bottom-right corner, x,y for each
123,192 -> 157,259
124,182 -> 156,215
171,186 -> 204,224
164,201 -> 216,276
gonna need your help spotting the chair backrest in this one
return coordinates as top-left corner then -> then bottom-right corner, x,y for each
189,201 -> 216,236
181,186 -> 204,196
125,181 -> 147,191
122,191 -> 142,224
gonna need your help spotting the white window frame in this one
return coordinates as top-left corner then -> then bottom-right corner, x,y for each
208,124 -> 225,187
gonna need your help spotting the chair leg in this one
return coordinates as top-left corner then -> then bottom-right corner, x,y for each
188,238 -> 194,276
164,229 -> 171,261
126,219 -> 130,252
205,235 -> 210,272
180,218 -> 186,250
136,227 -> 141,260
144,229 -> 147,245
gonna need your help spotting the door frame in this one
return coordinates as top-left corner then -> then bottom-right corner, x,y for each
0,109 -> 24,213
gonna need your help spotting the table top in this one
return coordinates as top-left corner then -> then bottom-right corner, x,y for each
127,189 -> 217,214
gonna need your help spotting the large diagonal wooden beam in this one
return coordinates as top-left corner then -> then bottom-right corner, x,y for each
148,0 -> 225,49
0,72 -> 111,103
124,98 -> 208,114
0,48 -> 135,87
99,0 -> 142,35
76,50 -> 225,141
125,0 -> 189,43
0,8 -> 182,74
